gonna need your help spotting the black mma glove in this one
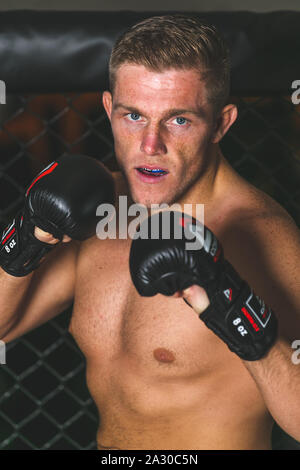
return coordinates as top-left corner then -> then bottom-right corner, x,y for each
0,154 -> 115,276
129,210 -> 278,361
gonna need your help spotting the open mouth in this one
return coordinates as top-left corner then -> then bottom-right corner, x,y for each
136,167 -> 168,177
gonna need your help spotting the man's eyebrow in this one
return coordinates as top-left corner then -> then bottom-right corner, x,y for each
112,103 -> 206,119
163,108 -> 206,120
113,103 -> 140,113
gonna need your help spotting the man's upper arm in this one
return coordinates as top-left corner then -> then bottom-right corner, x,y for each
221,211 -> 300,341
2,240 -> 79,343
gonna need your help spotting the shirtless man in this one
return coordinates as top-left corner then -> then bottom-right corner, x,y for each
1,15 -> 300,450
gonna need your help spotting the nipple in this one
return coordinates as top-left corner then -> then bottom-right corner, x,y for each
153,347 -> 176,364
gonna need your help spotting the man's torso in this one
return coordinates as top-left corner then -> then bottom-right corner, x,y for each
68,168 -> 283,450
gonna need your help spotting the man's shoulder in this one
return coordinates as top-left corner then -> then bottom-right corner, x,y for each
217,168 -> 297,235
220,181 -> 299,261
230,183 -> 299,241
220,180 -> 299,288
219,183 -> 300,336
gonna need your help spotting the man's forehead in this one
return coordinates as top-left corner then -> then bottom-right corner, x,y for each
113,63 -> 208,104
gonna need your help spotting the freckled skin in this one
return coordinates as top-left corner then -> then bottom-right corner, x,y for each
102,64 -> 235,210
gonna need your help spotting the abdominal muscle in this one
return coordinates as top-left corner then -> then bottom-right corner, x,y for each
77,298 -> 273,451
86,352 -> 273,450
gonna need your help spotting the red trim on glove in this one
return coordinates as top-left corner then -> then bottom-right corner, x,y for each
26,162 -> 58,196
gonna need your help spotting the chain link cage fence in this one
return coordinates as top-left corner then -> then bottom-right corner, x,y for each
0,91 -> 299,450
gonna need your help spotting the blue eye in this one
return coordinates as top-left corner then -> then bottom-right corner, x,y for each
129,113 -> 140,121
175,117 -> 187,125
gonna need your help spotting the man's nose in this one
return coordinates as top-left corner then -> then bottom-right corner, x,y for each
140,128 -> 167,156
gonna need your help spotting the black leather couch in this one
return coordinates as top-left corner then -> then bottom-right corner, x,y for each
0,9 -> 299,94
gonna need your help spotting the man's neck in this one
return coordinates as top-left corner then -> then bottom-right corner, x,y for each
174,146 -> 226,218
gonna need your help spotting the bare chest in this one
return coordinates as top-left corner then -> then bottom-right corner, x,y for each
69,237 -> 230,379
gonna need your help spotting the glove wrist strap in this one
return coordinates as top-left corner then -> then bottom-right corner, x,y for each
200,263 -> 278,361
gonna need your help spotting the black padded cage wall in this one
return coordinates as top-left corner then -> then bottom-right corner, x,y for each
0,10 -> 299,450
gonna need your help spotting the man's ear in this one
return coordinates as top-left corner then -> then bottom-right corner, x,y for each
211,104 -> 238,144
102,91 -> 113,121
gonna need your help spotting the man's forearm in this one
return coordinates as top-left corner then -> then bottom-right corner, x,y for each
243,337 -> 300,442
0,268 -> 33,339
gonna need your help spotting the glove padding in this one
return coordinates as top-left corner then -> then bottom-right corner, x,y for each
129,210 -> 278,361
0,154 -> 115,276
0,208 -> 55,276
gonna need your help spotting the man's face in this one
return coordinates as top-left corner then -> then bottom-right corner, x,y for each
103,64 -> 221,207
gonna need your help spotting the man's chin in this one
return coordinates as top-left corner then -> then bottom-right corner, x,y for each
125,175 -> 180,207
131,194 -> 178,209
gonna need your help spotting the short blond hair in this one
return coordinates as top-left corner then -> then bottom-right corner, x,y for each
109,14 -> 231,115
